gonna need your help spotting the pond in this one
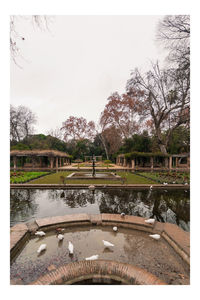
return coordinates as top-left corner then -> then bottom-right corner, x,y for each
10,188 -> 190,231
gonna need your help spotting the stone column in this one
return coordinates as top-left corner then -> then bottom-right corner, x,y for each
187,156 -> 190,169
131,159 -> 135,171
56,157 -> 58,170
123,158 -> 126,167
50,157 -> 54,169
150,157 -> 154,172
32,156 -> 36,168
175,157 -> 178,169
169,156 -> 172,170
13,156 -> 17,170
39,157 -> 43,167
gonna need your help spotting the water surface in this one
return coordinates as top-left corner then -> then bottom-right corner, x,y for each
10,188 -> 190,231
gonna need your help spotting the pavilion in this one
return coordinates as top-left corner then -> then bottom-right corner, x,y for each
10,149 -> 71,171
116,152 -> 190,171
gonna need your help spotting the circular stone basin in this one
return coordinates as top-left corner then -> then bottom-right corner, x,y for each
10,225 -> 189,285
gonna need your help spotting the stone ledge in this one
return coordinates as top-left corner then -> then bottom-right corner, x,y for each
30,260 -> 166,285
101,213 -> 155,232
36,213 -> 90,229
10,223 -> 29,250
10,183 -> 190,189
10,223 -> 29,261
163,223 -> 190,255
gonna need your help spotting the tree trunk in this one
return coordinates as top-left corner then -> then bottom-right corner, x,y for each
159,143 -> 167,154
99,133 -> 109,160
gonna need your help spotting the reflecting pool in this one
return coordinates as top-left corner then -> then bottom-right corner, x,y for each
10,188 -> 190,231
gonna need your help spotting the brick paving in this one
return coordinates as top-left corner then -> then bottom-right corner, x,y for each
31,260 -> 166,285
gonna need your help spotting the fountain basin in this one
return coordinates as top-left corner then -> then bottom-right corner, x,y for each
66,172 -> 122,180
10,213 -> 190,285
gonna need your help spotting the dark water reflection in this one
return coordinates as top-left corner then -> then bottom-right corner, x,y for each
10,188 -> 190,231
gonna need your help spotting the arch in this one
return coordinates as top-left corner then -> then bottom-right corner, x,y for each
31,260 -> 166,285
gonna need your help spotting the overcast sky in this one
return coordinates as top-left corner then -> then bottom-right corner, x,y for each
10,15 -> 166,134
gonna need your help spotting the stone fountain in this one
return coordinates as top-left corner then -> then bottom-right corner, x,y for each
66,155 -> 121,181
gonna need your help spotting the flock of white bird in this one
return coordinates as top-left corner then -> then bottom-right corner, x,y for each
35,214 -> 160,257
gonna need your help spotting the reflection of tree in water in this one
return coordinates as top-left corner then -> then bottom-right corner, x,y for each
10,189 -> 38,226
47,189 -> 96,208
99,189 -> 153,216
151,190 -> 190,228
98,188 -> 190,230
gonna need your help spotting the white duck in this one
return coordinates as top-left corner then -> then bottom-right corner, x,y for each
150,185 -> 153,190
149,234 -> 160,240
57,234 -> 64,241
145,218 -> 155,225
35,231 -> 46,237
88,185 -> 95,190
103,240 -> 114,248
121,212 -> 125,217
163,182 -> 168,185
85,255 -> 99,260
68,241 -> 74,254
37,244 -> 47,253
113,226 -> 118,232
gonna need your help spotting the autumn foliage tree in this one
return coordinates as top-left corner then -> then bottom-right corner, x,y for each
100,91 -> 142,139
61,116 -> 96,141
101,126 -> 122,157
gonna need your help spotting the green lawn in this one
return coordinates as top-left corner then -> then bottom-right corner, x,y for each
29,171 -> 156,185
10,171 -> 50,184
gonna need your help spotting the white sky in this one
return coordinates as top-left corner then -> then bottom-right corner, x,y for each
11,15 -> 166,134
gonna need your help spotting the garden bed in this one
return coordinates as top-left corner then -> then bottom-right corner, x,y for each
10,171 -> 50,184
136,171 -> 190,185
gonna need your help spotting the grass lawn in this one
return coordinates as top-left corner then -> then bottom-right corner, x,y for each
29,171 -> 156,185
10,171 -> 50,184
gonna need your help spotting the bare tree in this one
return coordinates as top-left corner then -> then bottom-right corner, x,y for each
126,62 -> 190,154
10,105 -> 37,142
10,15 -> 53,67
157,15 -> 190,72
46,127 -> 64,140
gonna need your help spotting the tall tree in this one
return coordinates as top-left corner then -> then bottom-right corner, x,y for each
10,105 -> 37,142
126,62 -> 190,154
157,15 -> 190,73
61,116 -> 96,141
100,91 -> 141,140
101,126 -> 123,157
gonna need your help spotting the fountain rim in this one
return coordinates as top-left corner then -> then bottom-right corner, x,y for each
10,213 -> 190,266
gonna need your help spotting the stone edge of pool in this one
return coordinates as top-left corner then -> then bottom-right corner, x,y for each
10,183 -> 190,189
10,213 -> 190,267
